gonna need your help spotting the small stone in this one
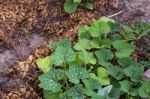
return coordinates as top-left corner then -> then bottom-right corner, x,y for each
144,69 -> 150,81
0,50 -> 16,67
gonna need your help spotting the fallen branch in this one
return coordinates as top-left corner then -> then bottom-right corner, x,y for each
107,11 -> 124,18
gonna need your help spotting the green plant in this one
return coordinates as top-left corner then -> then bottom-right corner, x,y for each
36,17 -> 150,99
121,22 -> 150,40
64,0 -> 93,13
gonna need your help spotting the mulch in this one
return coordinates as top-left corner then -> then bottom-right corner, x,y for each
0,0 -> 118,98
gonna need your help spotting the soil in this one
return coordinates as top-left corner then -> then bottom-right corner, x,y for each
106,0 -> 150,23
0,0 -> 150,98
122,0 -> 150,22
0,34 -> 44,69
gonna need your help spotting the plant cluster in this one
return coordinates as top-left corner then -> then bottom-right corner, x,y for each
63,0 -> 93,13
36,17 -> 150,99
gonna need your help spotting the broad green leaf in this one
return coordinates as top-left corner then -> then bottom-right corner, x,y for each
39,69 -> 64,93
52,39 -> 76,65
119,80 -> 131,93
98,17 -> 119,33
78,25 -> 90,39
99,39 -> 112,48
118,57 -> 139,68
73,0 -> 81,3
44,90 -> 59,99
98,85 -> 113,96
74,39 -> 91,50
113,34 -> 122,41
108,80 -> 122,99
97,67 -> 109,77
107,65 -> 124,80
66,85 -> 84,99
82,17 -> 119,38
130,89 -> 138,96
90,67 -> 110,85
90,38 -> 100,48
66,64 -> 89,84
83,89 -> 105,99
108,21 -> 120,32
138,82 -> 150,98
36,56 -> 52,73
98,17 -> 115,24
83,78 -> 101,90
79,50 -> 97,65
108,89 -> 121,99
59,92 -> 69,99
124,65 -> 144,82
98,17 -> 114,34
112,40 -> 136,58
97,67 -> 110,85
119,80 -> 138,96
90,73 -> 98,80
98,77 -> 110,86
83,2 -> 93,10
89,20 -> 101,37
95,48 -> 114,67
82,88 -> 96,97
92,96 -> 105,99
64,0 -> 78,13
48,69 -> 64,81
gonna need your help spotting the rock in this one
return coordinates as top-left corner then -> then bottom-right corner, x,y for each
0,50 -> 16,67
144,69 -> 150,81
29,34 -> 44,49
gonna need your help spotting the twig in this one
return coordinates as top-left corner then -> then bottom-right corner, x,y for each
107,11 -> 124,18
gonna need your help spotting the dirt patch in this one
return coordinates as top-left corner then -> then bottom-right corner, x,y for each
0,45 -> 49,98
135,37 -> 150,61
108,0 -> 150,23
123,0 -> 150,22
0,34 -> 44,68
0,74 -> 23,92
0,50 -> 16,68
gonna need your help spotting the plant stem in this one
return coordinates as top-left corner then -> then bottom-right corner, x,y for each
63,63 -> 69,88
